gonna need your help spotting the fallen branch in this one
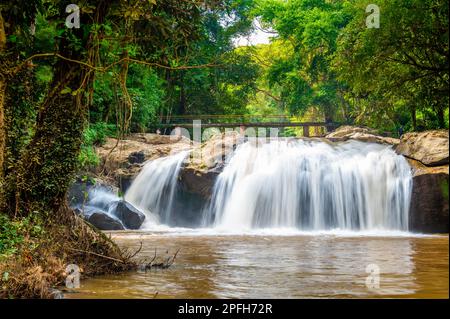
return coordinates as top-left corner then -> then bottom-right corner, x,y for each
66,247 -> 127,264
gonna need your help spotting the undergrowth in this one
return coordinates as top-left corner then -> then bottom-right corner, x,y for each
79,123 -> 116,169
0,206 -> 136,299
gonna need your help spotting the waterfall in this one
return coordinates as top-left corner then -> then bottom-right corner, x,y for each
125,151 -> 189,225
123,138 -> 412,232
204,139 -> 412,231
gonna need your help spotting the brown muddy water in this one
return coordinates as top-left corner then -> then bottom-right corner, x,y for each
65,231 -> 449,299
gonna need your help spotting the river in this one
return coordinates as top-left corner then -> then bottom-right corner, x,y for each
65,230 -> 448,299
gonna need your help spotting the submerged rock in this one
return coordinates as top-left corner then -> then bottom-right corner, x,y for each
113,200 -> 146,230
396,130 -> 449,166
68,178 -> 145,230
87,212 -> 125,231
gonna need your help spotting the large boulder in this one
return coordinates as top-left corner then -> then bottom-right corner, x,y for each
112,200 -> 146,230
408,159 -> 449,233
396,130 -> 449,166
196,131 -> 242,170
179,131 -> 242,198
87,212 -> 125,231
179,168 -> 221,199
326,126 -> 399,145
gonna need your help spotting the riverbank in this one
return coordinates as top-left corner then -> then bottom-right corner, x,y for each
0,206 -> 136,298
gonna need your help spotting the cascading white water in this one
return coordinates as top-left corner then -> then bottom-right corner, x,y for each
125,151 -> 189,225
204,139 -> 412,231
122,138 -> 412,232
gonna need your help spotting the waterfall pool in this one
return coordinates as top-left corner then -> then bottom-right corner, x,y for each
64,231 -> 448,299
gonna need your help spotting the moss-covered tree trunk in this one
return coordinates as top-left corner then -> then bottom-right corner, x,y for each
9,2 -> 108,216
13,63 -> 87,214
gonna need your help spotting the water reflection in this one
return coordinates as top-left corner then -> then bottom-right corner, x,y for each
66,233 -> 448,299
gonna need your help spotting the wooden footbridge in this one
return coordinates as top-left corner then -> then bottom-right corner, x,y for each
157,115 -> 338,137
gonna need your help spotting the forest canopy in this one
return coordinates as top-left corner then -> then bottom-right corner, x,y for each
0,0 -> 448,214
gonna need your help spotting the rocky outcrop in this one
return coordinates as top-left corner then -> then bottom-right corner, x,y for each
84,128 -> 448,234
407,159 -> 449,233
396,130 -> 449,233
325,125 -> 400,145
396,130 -> 449,166
179,131 -> 243,198
67,177 -> 118,208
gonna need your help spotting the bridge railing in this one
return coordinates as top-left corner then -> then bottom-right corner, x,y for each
156,115 -> 337,137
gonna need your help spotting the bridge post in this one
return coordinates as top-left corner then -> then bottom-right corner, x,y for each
303,125 -> 310,137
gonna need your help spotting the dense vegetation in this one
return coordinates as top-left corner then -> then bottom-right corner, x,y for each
0,0 -> 448,297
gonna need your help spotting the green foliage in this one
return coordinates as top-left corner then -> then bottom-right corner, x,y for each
256,0 -> 352,122
78,145 -> 100,169
0,214 -> 23,258
0,213 -> 44,260
241,0 -> 449,133
333,0 -> 449,131
83,122 -> 116,147
127,65 -> 165,132
78,123 -> 116,169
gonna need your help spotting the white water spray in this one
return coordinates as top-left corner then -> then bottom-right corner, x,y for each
204,139 -> 412,231
125,151 -> 189,225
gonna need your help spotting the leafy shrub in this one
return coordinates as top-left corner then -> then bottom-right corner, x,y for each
83,122 -> 116,146
78,122 -> 116,169
0,214 -> 44,260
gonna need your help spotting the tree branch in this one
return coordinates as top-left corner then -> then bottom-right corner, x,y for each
11,53 -> 224,76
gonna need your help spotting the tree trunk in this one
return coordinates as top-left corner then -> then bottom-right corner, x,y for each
0,80 -> 5,179
8,1 -> 111,217
13,60 -> 87,215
